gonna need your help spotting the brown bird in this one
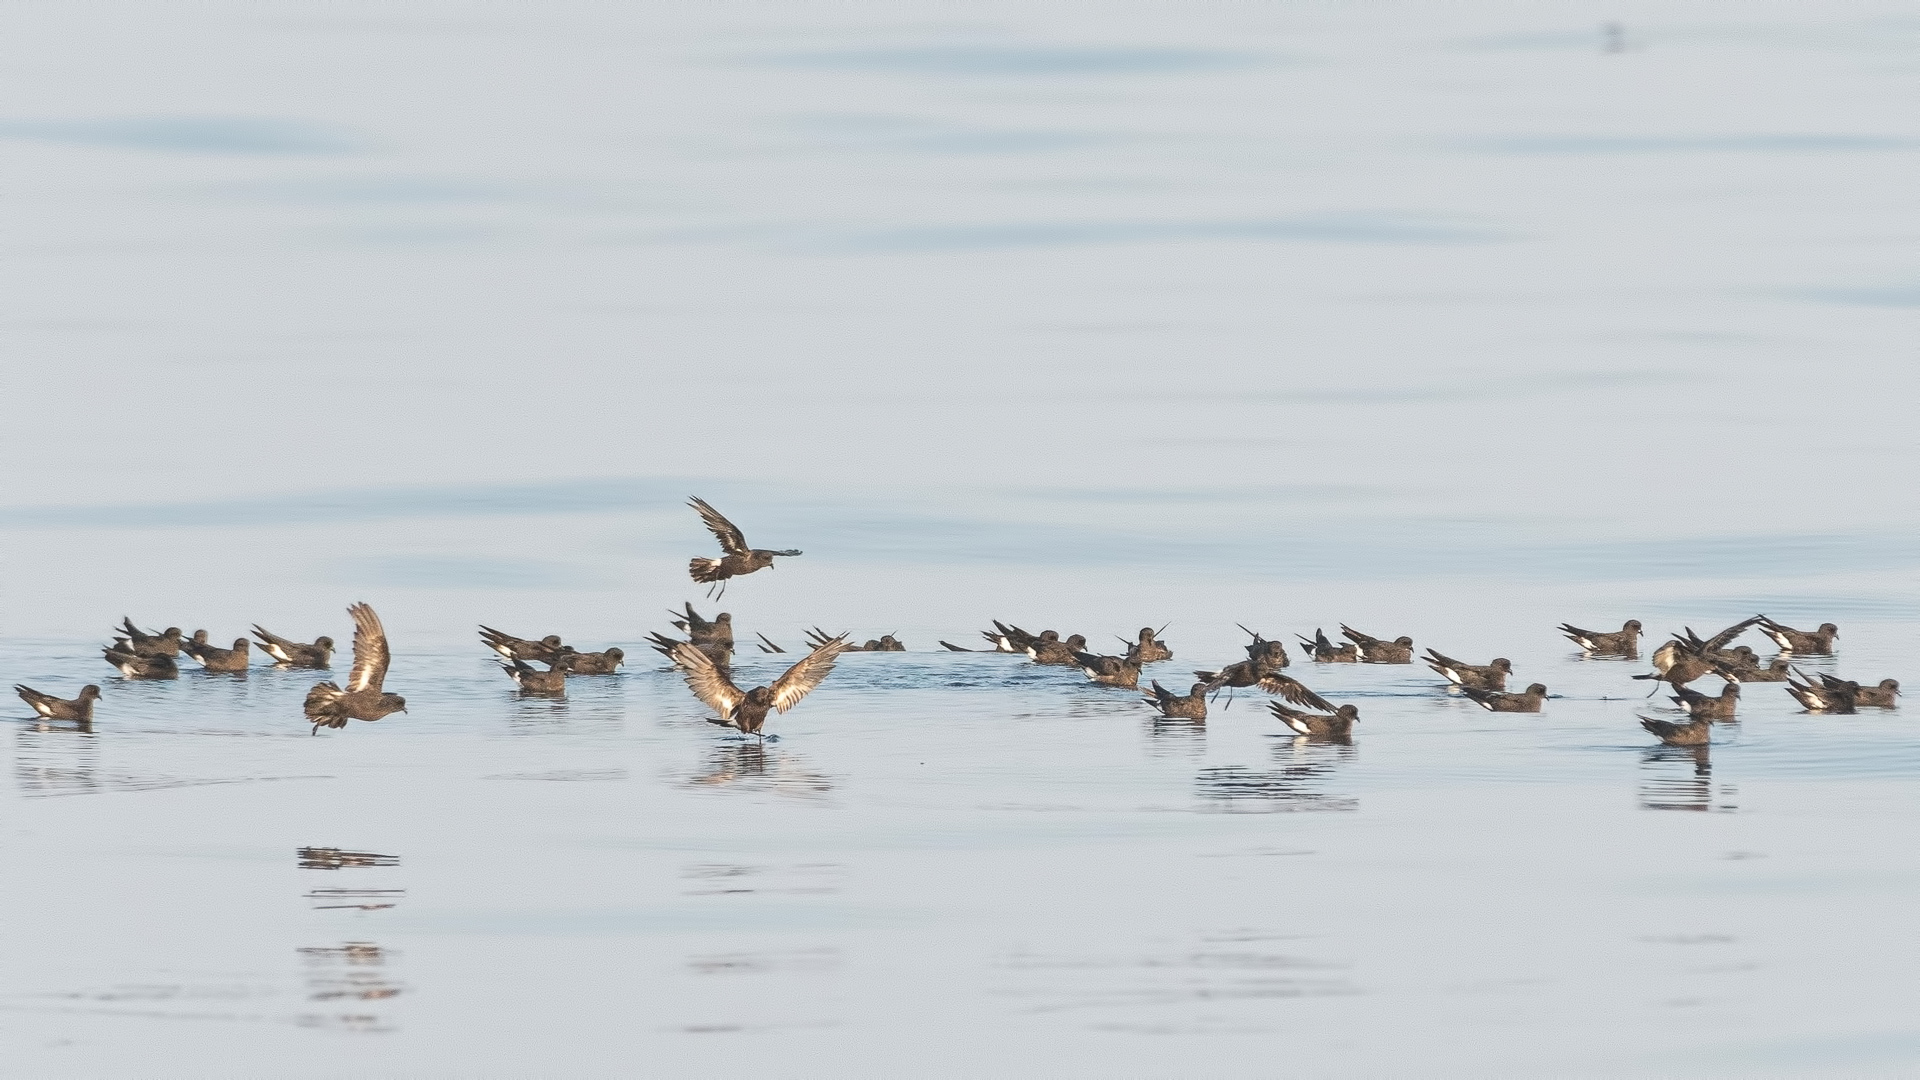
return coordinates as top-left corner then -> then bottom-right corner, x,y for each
1671,682 -> 1740,720
981,621 -> 1042,653
1028,632 -> 1089,666
647,631 -> 731,671
252,625 -> 334,668
304,603 -> 407,733
1758,617 -> 1839,655
1269,700 -> 1359,740
1196,639 -> 1292,690
1340,624 -> 1414,664
808,627 -> 904,653
478,626 -> 566,663
1461,683 -> 1548,713
1256,672 -> 1340,712
938,640 -> 974,651
756,632 -> 787,654
1718,656 -> 1793,682
1424,650 -> 1513,691
562,647 -> 625,674
671,604 -> 734,649
1141,680 -> 1208,719
1298,628 -> 1357,663
1558,619 -> 1642,654
1641,714 -> 1711,746
497,656 -> 566,694
1239,626 -> 1291,668
686,497 -> 801,598
116,619 -> 183,658
181,636 -> 251,673
103,643 -> 176,680
1122,626 -> 1172,663
669,634 -> 846,736
1811,674 -> 1899,708
15,684 -> 100,722
1785,669 -> 1857,713
1072,650 -> 1141,688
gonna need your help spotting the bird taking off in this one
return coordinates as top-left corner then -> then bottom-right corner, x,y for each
686,497 -> 802,599
304,603 -> 407,734
669,633 -> 847,737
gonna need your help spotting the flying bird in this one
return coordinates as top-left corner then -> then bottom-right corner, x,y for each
669,633 -> 847,737
252,625 -> 334,668
15,684 -> 100,723
304,603 -> 407,733
686,497 -> 801,598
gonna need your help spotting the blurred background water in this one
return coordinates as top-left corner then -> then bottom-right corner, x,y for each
2,2 -> 1917,1075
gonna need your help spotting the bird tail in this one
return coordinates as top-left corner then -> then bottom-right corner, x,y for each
304,681 -> 345,720
689,557 -> 726,583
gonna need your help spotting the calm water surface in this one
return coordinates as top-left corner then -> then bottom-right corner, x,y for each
2,2 -> 1917,1075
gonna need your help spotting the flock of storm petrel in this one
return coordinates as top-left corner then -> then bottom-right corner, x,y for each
11,500 -> 1900,744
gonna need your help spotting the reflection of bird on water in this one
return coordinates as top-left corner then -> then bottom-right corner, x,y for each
686,497 -> 802,599
1558,619 -> 1641,655
15,683 -> 100,723
253,625 -> 334,668
669,633 -> 847,737
1758,616 -> 1838,655
1141,680 -> 1208,719
1340,624 -> 1414,664
1638,745 -> 1719,812
1424,650 -> 1512,691
686,742 -> 834,795
1461,683 -> 1548,713
1298,628 -> 1356,663
305,603 -> 407,734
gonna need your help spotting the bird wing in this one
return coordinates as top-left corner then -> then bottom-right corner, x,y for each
1700,616 -> 1761,654
756,632 -> 786,654
344,603 -> 390,693
252,624 -> 301,649
1340,624 -> 1382,646
769,635 -> 847,713
669,641 -> 746,717
688,497 -> 749,556
1257,673 -> 1336,712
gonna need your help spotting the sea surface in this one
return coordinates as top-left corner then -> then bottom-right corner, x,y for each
1,2 -> 1916,1075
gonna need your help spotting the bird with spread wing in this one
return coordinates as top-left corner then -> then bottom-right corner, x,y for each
685,497 -> 802,598
304,603 -> 407,734
669,633 -> 847,737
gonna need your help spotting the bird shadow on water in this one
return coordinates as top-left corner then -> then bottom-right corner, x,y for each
678,741 -> 834,799
14,722 -> 101,795
1639,746 -> 1736,813
1143,717 -> 1206,759
1193,741 -> 1357,813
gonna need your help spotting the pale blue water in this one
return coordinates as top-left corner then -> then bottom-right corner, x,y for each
1,3 -> 1917,1075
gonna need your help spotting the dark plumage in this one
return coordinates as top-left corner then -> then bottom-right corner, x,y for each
1720,657 -> 1793,682
1122,627 -> 1172,663
669,634 -> 846,736
1462,683 -> 1548,713
1028,632 -> 1089,666
1758,617 -> 1839,655
755,633 -> 787,654
1269,700 -> 1359,740
497,656 -> 566,694
646,631 -> 731,671
809,628 -> 904,653
671,604 -> 734,649
686,497 -> 801,597
478,626 -> 566,663
1196,639 -> 1291,690
1641,714 -> 1711,746
938,641 -> 974,652
1298,628 -> 1357,663
252,625 -> 334,668
1559,619 -> 1642,654
1072,650 -> 1141,688
1821,675 -> 1899,708
1141,680 -> 1208,719
103,644 -> 176,679
1256,672 -> 1340,712
982,621 -> 1041,653
181,636 -> 251,673
116,619 -> 183,658
304,603 -> 406,733
1786,669 -> 1856,713
1637,619 -> 1761,692
1340,624 -> 1414,664
563,647 -> 625,674
1671,681 -> 1740,720
1424,650 -> 1513,691
15,684 -> 100,722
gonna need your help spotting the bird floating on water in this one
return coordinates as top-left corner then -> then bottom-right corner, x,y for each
1141,680 -> 1207,719
181,636 -> 250,673
1558,619 -> 1641,655
15,683 -> 99,723
1461,683 -> 1548,713
253,625 -> 334,668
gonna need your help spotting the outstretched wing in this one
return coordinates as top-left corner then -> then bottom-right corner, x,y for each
669,641 -> 747,718
345,603 -> 390,692
688,497 -> 749,556
1700,616 -> 1761,654
769,635 -> 847,713
1258,672 -> 1336,712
